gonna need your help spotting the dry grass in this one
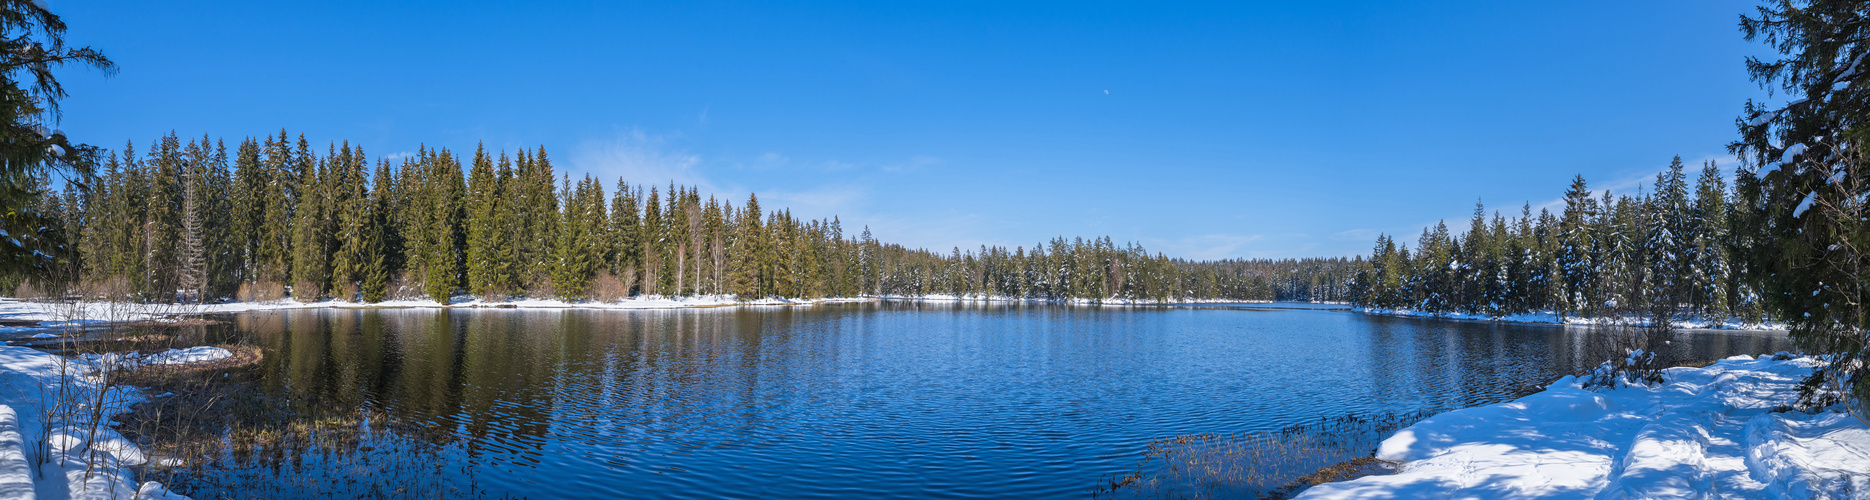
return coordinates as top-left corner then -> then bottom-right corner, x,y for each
13,279 -> 45,299
1290,456 -> 1396,488
1091,410 -> 1439,500
235,281 -> 286,303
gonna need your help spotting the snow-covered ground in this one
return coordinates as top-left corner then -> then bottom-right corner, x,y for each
74,347 -> 232,371
1296,354 -> 1869,499
0,342 -> 188,499
0,295 -> 867,335
1360,307 -> 1786,331
0,295 -> 1261,334
877,293 -> 1269,305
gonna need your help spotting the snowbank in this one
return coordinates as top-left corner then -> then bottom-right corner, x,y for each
1359,307 -> 1785,331
876,293 -> 1269,305
0,294 -> 1254,335
0,296 -> 872,335
74,347 -> 232,371
0,342 -> 187,499
1296,355 -> 1869,499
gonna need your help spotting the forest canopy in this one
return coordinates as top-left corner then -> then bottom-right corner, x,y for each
19,131 -> 1357,305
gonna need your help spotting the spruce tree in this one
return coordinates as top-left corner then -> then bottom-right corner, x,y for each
465,144 -> 513,297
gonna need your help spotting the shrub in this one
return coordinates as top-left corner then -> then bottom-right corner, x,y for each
236,281 -> 286,303
290,281 -> 322,302
1579,323 -> 1675,390
591,273 -> 626,303
14,279 -> 43,299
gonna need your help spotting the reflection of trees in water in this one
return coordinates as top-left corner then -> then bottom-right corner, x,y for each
1356,315 -> 1792,410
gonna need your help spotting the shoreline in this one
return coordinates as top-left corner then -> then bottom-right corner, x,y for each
1293,354 -> 1868,498
1356,307 -> 1788,331
0,295 -> 1279,335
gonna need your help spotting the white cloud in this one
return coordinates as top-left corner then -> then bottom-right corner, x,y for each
567,128 -> 711,192
761,184 -> 870,222
1145,234 -> 1268,261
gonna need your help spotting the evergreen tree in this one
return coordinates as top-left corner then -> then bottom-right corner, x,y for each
465,143 -> 513,297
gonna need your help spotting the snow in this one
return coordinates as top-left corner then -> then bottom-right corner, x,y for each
1795,192 -> 1819,218
1783,143 -> 1809,164
1359,307 -> 1784,331
876,293 -> 1264,306
1296,355 -> 1869,499
0,294 -> 1237,334
0,342 -> 189,499
75,347 -> 231,370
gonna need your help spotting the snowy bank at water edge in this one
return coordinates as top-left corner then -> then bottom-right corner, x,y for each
0,296 -> 873,333
74,347 -> 233,371
0,343 -> 189,499
1358,307 -> 1785,331
877,293 -> 1271,305
1295,354 -> 1869,499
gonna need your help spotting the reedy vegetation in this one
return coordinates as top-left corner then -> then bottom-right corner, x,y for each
24,134 -> 1360,304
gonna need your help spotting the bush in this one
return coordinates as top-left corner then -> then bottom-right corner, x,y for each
236,281 -> 286,303
14,279 -> 43,299
1579,323 -> 1675,390
523,273 -> 554,299
591,273 -> 626,303
290,280 -> 322,302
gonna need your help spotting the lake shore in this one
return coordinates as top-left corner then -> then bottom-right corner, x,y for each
0,295 -> 1275,336
1358,307 -> 1787,331
0,340 -> 197,499
1295,354 -> 1869,498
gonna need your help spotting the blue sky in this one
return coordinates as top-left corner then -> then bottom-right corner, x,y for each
53,1 -> 1769,259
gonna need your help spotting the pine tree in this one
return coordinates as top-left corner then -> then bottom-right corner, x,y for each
1692,161 -> 1731,324
609,180 -> 640,295
731,193 -> 763,298
465,143 -> 514,297
288,143 -> 326,299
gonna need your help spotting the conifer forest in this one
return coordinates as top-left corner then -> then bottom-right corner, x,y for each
1347,157 -> 1770,326
22,131 -> 1359,304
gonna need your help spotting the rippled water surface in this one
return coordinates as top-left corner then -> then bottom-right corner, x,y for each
177,302 -> 1789,498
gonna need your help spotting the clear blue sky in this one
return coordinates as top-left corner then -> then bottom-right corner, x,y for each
52,1 -> 1769,259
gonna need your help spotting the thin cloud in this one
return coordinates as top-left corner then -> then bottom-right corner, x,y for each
568,128 -> 711,192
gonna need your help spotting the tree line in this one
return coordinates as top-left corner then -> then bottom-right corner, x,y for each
18,131 -> 1357,304
1349,157 -> 1769,325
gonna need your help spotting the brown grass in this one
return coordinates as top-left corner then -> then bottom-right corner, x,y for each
236,281 -> 286,303
1091,410 -> 1438,500
1290,456 -> 1396,488
114,345 -> 263,387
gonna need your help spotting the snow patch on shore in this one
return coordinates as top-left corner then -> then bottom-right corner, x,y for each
1296,355 -> 1869,499
0,343 -> 189,499
878,293 -> 1267,305
75,347 -> 231,371
1359,307 -> 1785,331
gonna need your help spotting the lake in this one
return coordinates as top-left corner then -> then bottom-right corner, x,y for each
142,302 -> 1791,498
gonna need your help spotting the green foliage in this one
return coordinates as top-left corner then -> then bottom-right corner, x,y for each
1349,164 -> 1758,326
1732,1 -> 1870,420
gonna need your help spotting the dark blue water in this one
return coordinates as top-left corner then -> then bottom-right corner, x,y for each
164,302 -> 1790,498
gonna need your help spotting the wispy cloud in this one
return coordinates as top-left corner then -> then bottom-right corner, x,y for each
761,184 -> 871,221
1146,234 -> 1269,261
568,128 -> 711,192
